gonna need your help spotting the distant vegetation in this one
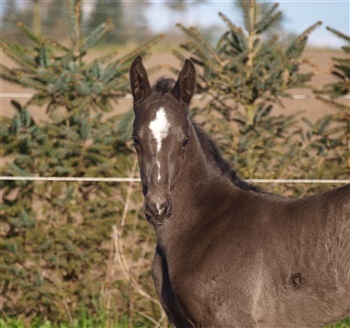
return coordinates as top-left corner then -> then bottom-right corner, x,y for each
175,1 -> 349,197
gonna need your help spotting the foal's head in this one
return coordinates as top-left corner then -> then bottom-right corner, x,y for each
130,56 -> 196,226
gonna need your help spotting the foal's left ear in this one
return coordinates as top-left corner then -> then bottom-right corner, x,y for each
173,59 -> 196,105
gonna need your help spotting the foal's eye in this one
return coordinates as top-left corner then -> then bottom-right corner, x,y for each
132,136 -> 140,148
182,137 -> 190,148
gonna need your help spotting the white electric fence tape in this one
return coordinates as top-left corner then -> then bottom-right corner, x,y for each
0,177 -> 349,184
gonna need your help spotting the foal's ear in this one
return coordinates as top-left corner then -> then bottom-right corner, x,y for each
130,56 -> 152,104
173,59 -> 196,105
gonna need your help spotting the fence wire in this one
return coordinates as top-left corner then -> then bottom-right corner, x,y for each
0,176 -> 349,184
1,93 -> 350,100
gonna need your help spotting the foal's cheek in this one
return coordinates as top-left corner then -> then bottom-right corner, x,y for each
169,152 -> 185,184
137,158 -> 150,189
138,149 -> 154,182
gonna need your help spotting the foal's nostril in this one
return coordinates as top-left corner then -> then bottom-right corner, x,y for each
164,200 -> 172,217
145,195 -> 172,218
158,199 -> 172,217
155,199 -> 171,216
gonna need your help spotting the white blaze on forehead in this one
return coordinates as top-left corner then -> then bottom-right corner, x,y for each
149,107 -> 170,153
149,107 -> 170,182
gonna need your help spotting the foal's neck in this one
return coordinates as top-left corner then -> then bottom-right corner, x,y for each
155,126 -> 234,247
156,122 -> 252,245
192,123 -> 260,193
175,124 -> 236,206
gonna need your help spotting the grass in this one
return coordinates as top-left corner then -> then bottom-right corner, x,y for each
327,317 -> 350,328
1,316 -> 349,328
0,314 -> 130,328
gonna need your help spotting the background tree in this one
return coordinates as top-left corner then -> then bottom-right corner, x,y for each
234,0 -> 285,41
0,0 -> 163,324
175,0 -> 347,196
315,27 -> 350,104
313,27 -> 350,176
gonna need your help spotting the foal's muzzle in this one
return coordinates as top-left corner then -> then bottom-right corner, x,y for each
144,194 -> 172,225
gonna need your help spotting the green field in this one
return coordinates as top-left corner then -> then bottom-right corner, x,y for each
1,316 -> 349,328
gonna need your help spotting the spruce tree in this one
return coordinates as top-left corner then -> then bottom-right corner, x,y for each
177,1 -> 320,126
315,27 -> 350,109
312,27 -> 350,177
175,0 -> 326,187
0,0 -> 162,322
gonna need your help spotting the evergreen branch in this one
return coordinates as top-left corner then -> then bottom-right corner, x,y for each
294,21 -> 322,45
102,78 -> 131,94
3,71 -> 47,91
93,50 -> 119,65
315,95 -> 350,113
66,95 -> 93,114
341,45 -> 350,54
225,49 -> 251,72
218,13 -> 247,52
216,31 -> 230,53
110,35 -> 163,70
218,12 -> 242,36
80,20 -> 114,53
237,0 -> 254,33
65,0 -> 80,50
16,22 -> 42,44
172,49 -> 189,66
326,26 -> 350,43
0,64 -> 19,83
333,63 -> 350,78
25,93 -> 50,108
256,7 -> 282,34
104,65 -> 162,95
0,38 -> 37,72
17,22 -> 69,51
75,0 -> 83,30
177,24 -> 223,66
180,41 -> 214,69
286,36 -> 308,59
93,99 -> 113,113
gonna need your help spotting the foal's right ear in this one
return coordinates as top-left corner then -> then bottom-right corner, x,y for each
130,56 -> 152,104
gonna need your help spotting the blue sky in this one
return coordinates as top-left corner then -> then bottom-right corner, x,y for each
1,1 -> 349,48
145,1 -> 350,48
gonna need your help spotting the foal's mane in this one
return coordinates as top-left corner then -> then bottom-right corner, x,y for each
153,77 -> 260,192
193,124 -> 261,192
